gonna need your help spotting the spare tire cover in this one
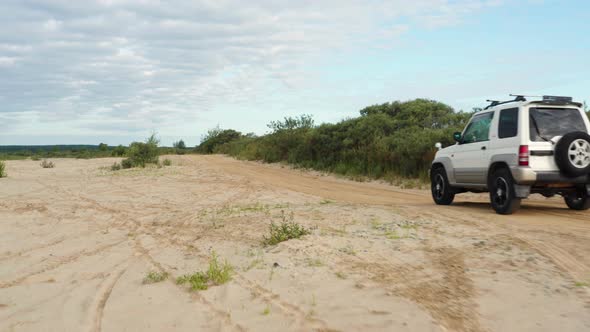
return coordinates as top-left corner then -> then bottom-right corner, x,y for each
554,131 -> 590,177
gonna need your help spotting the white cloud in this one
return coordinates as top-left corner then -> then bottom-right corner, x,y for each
0,56 -> 18,67
0,0 -> 503,144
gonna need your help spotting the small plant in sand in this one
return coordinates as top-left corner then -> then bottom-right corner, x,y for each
262,305 -> 271,315
0,160 -> 7,178
176,252 -> 234,291
143,271 -> 169,284
0,161 -> 6,178
40,160 -> 55,168
262,210 -> 311,246
110,162 -> 122,171
162,158 -> 172,166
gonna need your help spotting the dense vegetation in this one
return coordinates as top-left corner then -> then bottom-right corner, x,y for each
0,141 -> 184,161
198,99 -> 473,180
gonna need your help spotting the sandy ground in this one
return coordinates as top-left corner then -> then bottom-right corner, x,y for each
1,155 -> 589,332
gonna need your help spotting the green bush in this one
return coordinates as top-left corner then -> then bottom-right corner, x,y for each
112,145 -> 126,157
125,134 -> 160,167
217,99 -> 471,179
40,160 -> 55,168
121,158 -> 133,169
0,161 -> 6,178
110,162 -> 122,171
197,127 -> 243,153
162,159 -> 172,166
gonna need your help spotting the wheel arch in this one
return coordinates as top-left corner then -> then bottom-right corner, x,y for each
487,161 -> 510,185
431,157 -> 455,184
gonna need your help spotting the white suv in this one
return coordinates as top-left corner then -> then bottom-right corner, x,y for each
430,95 -> 590,214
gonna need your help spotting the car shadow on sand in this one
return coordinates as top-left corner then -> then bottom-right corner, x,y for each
451,201 -> 578,214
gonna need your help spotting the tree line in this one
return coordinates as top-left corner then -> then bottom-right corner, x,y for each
197,99 -> 473,179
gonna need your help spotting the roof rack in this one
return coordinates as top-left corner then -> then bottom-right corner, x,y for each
483,94 -> 581,110
483,95 -> 527,110
531,95 -> 582,107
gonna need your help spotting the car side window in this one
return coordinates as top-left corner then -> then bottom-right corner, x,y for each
462,112 -> 493,144
498,108 -> 519,138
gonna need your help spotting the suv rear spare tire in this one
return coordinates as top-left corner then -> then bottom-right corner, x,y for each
554,131 -> 590,177
489,168 -> 521,215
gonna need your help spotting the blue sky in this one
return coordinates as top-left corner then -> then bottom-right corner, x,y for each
0,0 -> 589,146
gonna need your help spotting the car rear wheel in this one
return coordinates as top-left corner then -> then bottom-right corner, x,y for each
431,167 -> 454,205
564,189 -> 590,210
489,168 -> 521,215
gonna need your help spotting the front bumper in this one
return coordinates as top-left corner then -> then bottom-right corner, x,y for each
510,167 -> 590,185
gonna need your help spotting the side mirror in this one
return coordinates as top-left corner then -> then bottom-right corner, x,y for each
435,142 -> 442,150
453,132 -> 462,143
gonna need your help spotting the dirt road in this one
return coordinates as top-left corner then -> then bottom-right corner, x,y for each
1,155 -> 589,331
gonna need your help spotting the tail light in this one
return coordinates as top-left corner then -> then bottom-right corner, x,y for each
518,145 -> 529,166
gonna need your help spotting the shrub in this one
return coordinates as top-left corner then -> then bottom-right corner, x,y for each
121,158 -> 133,169
110,162 -> 122,171
176,252 -> 233,291
219,99 -> 471,179
197,127 -> 243,153
112,145 -> 127,157
173,139 -> 186,149
262,211 -> 311,246
143,271 -> 169,284
162,159 -> 172,166
40,160 -> 55,168
0,161 -> 6,178
126,134 -> 159,167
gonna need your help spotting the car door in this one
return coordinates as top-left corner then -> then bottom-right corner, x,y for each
453,112 -> 494,184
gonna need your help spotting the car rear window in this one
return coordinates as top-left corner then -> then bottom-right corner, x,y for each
499,108 -> 518,138
529,108 -> 587,142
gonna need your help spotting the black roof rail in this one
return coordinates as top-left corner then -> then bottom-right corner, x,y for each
483,95 -> 526,110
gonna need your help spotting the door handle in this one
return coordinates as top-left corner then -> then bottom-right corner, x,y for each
481,146 -> 487,150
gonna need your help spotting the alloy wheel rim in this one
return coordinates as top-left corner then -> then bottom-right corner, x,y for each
568,139 -> 590,169
494,177 -> 508,207
434,174 -> 445,200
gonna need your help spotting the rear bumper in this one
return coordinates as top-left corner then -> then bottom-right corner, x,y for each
510,167 -> 590,185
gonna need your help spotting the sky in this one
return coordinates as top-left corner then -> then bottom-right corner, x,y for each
0,0 -> 589,146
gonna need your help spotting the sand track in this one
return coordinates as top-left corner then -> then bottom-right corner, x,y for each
1,155 -> 589,332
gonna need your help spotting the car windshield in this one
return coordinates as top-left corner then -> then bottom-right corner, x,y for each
529,108 -> 587,142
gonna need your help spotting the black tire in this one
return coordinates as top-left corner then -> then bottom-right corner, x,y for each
555,131 -> 590,177
489,168 -> 521,215
431,167 -> 455,205
564,189 -> 590,210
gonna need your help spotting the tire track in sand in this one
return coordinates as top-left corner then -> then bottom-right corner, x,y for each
88,264 -> 128,332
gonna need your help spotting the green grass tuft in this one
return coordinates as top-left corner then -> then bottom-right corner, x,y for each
262,305 -> 271,315
143,271 -> 169,284
0,161 -> 6,178
176,252 -> 234,291
262,211 -> 311,246
40,159 -> 55,168
162,158 -> 172,166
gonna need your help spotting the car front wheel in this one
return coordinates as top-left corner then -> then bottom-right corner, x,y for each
431,167 -> 455,205
489,168 -> 521,215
